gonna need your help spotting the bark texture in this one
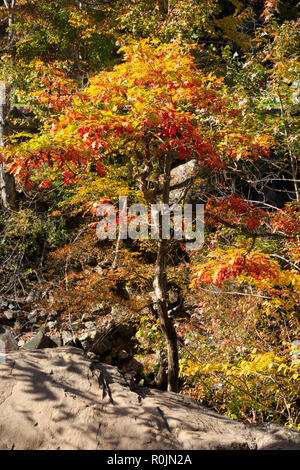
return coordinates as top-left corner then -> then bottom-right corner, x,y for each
0,81 -> 16,209
153,154 -> 179,392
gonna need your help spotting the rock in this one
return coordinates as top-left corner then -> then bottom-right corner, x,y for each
49,335 -> 62,347
25,291 -> 38,303
86,256 -> 98,267
91,335 -> 112,356
250,423 -> 300,450
117,349 -> 129,361
159,159 -> 198,189
70,321 -> 82,331
120,357 -> 142,377
77,322 -> 136,358
78,332 -> 90,349
38,311 -> 48,321
0,347 -> 298,450
161,159 -> 203,204
47,311 -> 58,321
3,310 -> 18,320
0,327 -> 18,354
90,303 -> 104,314
111,280 -> 131,300
61,331 -> 74,346
27,310 -> 38,323
78,332 -> 89,342
110,306 -> 123,317
153,364 -> 168,390
22,330 -> 58,350
86,352 -> 99,361
0,299 -> 8,309
114,323 -> 135,339
47,321 -> 58,330
95,265 -> 103,275
89,329 -> 98,341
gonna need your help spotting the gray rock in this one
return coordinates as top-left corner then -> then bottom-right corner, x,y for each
3,310 -> 18,320
25,292 -> 35,303
27,310 -> 38,322
161,159 -> 204,204
110,306 -> 122,317
70,321 -> 82,331
47,321 -> 58,330
22,331 -> 57,350
61,331 -> 74,346
86,352 -> 99,361
0,327 -> 18,353
78,332 -> 90,350
120,357 -> 142,377
250,423 -> 300,450
78,332 -> 89,342
49,335 -> 62,347
47,311 -> 58,321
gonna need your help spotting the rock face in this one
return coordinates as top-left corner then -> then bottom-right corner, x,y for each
0,347 -> 299,450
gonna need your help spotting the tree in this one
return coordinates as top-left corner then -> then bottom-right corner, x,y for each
1,39 -> 274,391
0,0 -> 298,425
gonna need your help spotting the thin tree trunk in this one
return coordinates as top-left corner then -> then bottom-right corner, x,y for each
1,2 -> 16,209
0,81 -> 16,209
153,154 -> 178,392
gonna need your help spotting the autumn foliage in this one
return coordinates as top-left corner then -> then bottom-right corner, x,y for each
0,0 -> 299,429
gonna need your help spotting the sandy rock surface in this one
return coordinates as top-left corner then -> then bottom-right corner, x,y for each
0,347 -> 299,450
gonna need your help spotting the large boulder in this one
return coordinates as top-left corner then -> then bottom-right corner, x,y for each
0,347 -> 299,450
160,159 -> 205,204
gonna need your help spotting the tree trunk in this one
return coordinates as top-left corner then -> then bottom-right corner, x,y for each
0,81 -> 16,209
153,154 -> 179,392
1,2 -> 17,209
154,238 -> 179,392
